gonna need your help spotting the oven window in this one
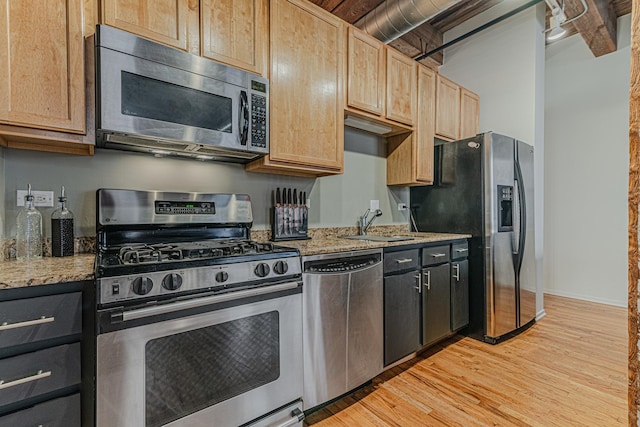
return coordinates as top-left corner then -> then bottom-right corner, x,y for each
145,311 -> 280,427
121,71 -> 233,132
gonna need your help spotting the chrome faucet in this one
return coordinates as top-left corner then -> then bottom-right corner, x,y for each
359,209 -> 382,235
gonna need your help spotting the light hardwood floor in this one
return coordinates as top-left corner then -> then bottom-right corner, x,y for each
305,294 -> 627,426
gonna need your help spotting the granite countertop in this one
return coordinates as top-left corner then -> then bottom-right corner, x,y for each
0,254 -> 95,289
272,229 -> 471,256
0,227 -> 470,289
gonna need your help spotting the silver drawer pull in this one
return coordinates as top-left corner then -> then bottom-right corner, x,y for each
0,370 -> 51,390
423,271 -> 431,291
455,248 -> 468,253
453,264 -> 460,281
0,316 -> 55,332
395,258 -> 413,264
430,253 -> 447,258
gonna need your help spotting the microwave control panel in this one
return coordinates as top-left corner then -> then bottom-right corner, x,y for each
251,94 -> 267,148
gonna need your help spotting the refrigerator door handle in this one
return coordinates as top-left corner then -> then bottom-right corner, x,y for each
512,182 -> 521,255
514,156 -> 527,275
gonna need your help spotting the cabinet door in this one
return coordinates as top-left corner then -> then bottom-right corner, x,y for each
346,27 -> 385,116
416,65 -> 436,183
0,0 -> 85,133
435,75 -> 460,140
102,0 -> 196,52
451,259 -> 469,331
200,0 -> 268,76
386,49 -> 416,126
460,88 -> 480,139
422,263 -> 451,346
384,271 -> 421,366
268,0 -> 344,170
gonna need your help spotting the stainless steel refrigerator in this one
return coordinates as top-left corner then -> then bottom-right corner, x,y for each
410,132 -> 536,343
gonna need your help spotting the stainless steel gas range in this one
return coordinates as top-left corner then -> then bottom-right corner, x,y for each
92,189 -> 304,427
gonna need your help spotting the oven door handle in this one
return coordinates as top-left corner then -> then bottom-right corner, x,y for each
121,282 -> 300,322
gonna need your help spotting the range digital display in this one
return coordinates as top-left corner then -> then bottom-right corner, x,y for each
155,201 -> 215,215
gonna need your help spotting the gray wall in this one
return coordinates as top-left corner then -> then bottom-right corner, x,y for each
543,15 -> 630,307
2,128 -> 410,238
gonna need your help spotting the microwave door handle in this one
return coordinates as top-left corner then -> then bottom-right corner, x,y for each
239,90 -> 249,146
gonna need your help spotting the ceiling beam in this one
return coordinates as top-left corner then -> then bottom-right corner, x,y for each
331,0 -> 384,24
429,0 -> 504,32
564,0 -> 617,57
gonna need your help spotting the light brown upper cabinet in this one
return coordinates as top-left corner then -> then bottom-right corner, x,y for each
460,87 -> 480,139
200,0 -> 268,76
386,49 -> 416,126
101,0 -> 268,76
345,27 -> 415,133
435,75 -> 480,141
387,65 -> 436,186
101,0 -> 198,53
435,75 -> 460,141
0,0 -> 94,155
246,0 -> 344,177
346,27 -> 385,116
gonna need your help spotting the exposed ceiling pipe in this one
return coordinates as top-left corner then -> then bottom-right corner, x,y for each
354,0 -> 462,44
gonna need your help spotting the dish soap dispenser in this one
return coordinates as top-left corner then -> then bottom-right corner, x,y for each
51,186 -> 74,257
16,184 -> 43,260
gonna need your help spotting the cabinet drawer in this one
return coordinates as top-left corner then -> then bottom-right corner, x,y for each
384,249 -> 419,274
0,292 -> 81,348
0,393 -> 80,427
451,241 -> 469,260
0,343 -> 80,408
422,245 -> 450,266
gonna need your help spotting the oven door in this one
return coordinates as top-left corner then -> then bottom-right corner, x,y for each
97,46 -> 248,152
96,282 -> 302,427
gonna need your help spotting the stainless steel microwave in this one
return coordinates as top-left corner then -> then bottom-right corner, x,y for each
95,25 -> 269,163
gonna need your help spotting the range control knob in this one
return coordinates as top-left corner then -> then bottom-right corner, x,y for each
132,277 -> 153,295
215,271 -> 229,283
254,263 -> 270,277
162,273 -> 183,291
273,261 -> 288,275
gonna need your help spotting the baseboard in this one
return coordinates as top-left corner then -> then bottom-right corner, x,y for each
536,309 -> 547,321
543,289 -> 626,308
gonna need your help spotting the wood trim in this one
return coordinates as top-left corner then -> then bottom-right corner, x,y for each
245,155 -> 342,177
1,138 -> 93,156
628,0 -> 639,424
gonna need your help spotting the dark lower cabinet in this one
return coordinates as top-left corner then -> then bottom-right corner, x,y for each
0,281 -> 86,426
383,270 -> 421,366
421,263 -> 451,346
451,259 -> 469,331
0,393 -> 80,427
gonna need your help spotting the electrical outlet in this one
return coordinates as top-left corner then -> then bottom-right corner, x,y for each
17,190 -> 54,207
370,199 -> 379,211
398,203 -> 408,211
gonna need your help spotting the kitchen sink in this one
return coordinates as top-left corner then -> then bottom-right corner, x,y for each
341,235 -> 416,242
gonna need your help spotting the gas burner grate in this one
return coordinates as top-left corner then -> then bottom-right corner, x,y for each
109,240 -> 279,266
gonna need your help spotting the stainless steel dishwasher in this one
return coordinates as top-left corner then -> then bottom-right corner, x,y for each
302,248 -> 383,411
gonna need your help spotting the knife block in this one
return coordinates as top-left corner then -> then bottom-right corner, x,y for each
271,205 -> 309,241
